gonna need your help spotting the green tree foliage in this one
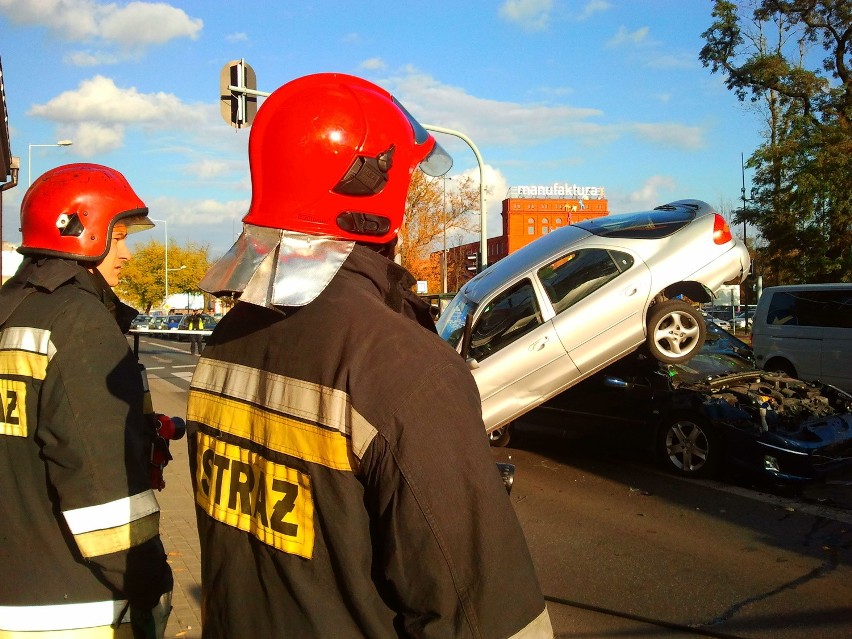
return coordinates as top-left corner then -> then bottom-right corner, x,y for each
116,240 -> 211,312
700,0 -> 852,284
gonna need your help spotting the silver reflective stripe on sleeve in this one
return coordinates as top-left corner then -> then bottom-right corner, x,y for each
0,327 -> 56,360
0,599 -> 130,632
62,490 -> 161,558
509,607 -> 554,639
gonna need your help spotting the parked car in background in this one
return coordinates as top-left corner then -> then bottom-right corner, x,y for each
511,322 -> 852,483
129,314 -> 151,330
148,316 -> 168,330
166,314 -> 183,331
751,283 -> 852,393
436,199 -> 751,433
174,313 -> 218,341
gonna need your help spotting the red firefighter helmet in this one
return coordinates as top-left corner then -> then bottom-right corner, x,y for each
19,163 -> 153,261
243,73 -> 452,244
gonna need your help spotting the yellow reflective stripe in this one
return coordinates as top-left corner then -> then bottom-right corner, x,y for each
190,358 -> 378,462
63,491 -> 161,557
0,327 -> 55,359
191,359 -> 353,435
0,600 -> 130,634
0,329 -> 53,440
194,431 -> 315,558
0,350 -> 49,380
0,627 -> 133,639
72,510 -> 160,558
0,379 -> 27,437
188,391 -> 356,471
64,491 -> 160,534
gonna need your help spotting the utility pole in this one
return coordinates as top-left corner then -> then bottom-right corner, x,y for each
741,152 -> 750,328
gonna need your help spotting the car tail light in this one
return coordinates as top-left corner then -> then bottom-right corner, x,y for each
713,214 -> 733,245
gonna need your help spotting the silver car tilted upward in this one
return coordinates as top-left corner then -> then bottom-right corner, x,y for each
436,199 -> 750,437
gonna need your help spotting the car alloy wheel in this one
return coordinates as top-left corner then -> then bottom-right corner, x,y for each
488,424 -> 512,447
657,413 -> 719,478
647,300 -> 706,364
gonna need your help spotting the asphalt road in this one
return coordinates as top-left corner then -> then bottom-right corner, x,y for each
137,335 -> 852,639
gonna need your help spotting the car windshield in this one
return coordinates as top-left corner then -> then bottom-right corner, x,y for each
436,294 -> 479,349
575,207 -> 695,239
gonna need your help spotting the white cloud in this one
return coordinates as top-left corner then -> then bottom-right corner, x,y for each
381,70 -> 706,154
146,196 -> 249,229
63,50 -> 124,66
577,1 -> 610,21
0,0 -> 202,57
29,75 -> 200,125
611,175 -> 678,213
630,122 -> 704,150
66,121 -> 125,156
99,2 -> 202,46
359,58 -> 387,71
226,32 -> 248,43
386,71 -> 605,149
27,75 -> 212,156
184,159 -> 234,180
498,0 -> 553,31
606,25 -> 649,48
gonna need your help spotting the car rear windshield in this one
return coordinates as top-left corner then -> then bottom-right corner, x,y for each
575,207 -> 695,239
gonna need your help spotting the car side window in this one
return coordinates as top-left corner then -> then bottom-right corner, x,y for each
537,249 -> 631,315
469,279 -> 542,361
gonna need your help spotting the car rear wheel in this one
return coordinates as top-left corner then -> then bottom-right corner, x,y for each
488,424 -> 512,447
646,300 -> 706,364
656,413 -> 719,478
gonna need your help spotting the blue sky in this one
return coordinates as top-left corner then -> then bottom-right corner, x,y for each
0,0 -> 762,258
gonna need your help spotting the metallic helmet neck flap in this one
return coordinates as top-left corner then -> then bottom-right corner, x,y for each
203,73 -> 453,309
243,72 -> 452,244
19,163 -> 153,262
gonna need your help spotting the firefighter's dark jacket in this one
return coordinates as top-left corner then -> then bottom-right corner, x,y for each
187,244 -> 552,638
0,257 -> 173,635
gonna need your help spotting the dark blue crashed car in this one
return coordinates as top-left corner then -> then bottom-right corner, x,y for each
511,322 -> 852,483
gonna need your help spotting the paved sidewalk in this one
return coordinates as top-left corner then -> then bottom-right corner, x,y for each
150,377 -> 203,639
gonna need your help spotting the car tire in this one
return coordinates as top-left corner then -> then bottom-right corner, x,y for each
646,300 -> 706,364
488,424 -> 512,448
656,413 -> 719,478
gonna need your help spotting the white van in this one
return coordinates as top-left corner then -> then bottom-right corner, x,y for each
751,283 -> 852,392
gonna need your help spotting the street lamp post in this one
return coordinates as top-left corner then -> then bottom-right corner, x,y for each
740,152 -> 751,328
28,140 -> 73,186
167,265 -> 187,310
423,124 -> 488,271
441,176 -> 453,294
149,218 -> 171,308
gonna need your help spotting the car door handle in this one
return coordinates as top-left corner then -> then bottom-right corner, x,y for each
623,286 -> 638,296
530,336 -> 549,351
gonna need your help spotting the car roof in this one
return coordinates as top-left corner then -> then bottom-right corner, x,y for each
459,199 -> 715,304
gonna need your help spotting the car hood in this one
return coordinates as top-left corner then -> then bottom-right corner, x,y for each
670,355 -> 852,454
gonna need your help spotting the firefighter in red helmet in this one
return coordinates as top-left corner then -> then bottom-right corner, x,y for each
187,73 -> 552,638
0,164 -> 173,638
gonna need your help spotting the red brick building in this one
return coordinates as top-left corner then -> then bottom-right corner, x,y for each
436,184 -> 610,292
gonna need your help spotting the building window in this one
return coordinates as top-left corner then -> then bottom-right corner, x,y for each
542,218 -> 549,234
556,217 -> 563,226
528,218 -> 535,235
